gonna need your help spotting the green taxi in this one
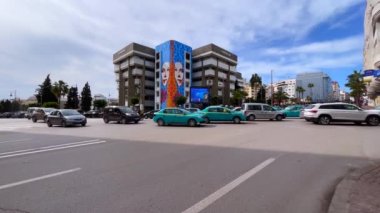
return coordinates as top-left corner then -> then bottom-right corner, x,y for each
281,105 -> 304,117
153,108 -> 205,127
201,106 -> 246,124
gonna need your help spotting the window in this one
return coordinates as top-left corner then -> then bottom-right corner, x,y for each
156,81 -> 159,87
343,104 -> 359,110
263,105 -> 272,111
208,108 -> 217,112
185,52 -> 190,60
185,72 -> 190,79
185,82 -> 190,87
186,62 -> 190,70
156,62 -> 160,69
248,105 -> 261,110
156,53 -> 160,60
156,91 -> 159,97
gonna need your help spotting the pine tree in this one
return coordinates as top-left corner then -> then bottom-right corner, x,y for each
35,74 -> 58,105
65,86 -> 79,109
80,82 -> 92,112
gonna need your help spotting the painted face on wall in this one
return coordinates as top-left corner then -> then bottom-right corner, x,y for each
175,62 -> 184,86
161,62 -> 169,86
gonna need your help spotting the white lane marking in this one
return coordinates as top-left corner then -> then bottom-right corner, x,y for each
182,158 -> 276,213
0,139 -> 101,156
0,141 -> 106,159
0,168 -> 81,190
0,139 -> 30,144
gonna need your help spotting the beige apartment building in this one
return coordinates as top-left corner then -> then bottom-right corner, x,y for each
364,0 -> 380,105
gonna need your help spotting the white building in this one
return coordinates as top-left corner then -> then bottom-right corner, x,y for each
296,72 -> 332,102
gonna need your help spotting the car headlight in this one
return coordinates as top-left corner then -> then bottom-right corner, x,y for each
125,113 -> 131,116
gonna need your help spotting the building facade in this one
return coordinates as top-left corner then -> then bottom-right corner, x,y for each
155,41 -> 192,109
296,72 -> 332,102
364,0 -> 380,105
192,44 -> 242,105
330,81 -> 341,101
113,40 -> 242,110
113,43 -> 156,110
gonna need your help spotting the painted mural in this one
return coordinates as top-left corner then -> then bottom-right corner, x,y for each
156,40 -> 191,109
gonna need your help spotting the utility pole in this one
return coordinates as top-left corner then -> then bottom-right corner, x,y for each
271,70 -> 274,106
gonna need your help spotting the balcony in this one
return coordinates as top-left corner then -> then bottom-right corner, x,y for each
193,61 -> 202,69
132,68 -> 143,76
218,61 -> 229,71
205,69 -> 215,76
123,72 -> 129,79
192,72 -> 202,79
230,75 -> 236,82
120,60 -> 129,70
203,58 -> 217,67
145,61 -> 154,68
218,72 -> 227,80
145,80 -> 155,87
130,56 -> 144,66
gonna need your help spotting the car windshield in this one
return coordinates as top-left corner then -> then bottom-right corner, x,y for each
284,106 -> 294,110
305,105 -> 315,109
119,107 -> 134,113
44,108 -> 55,113
61,110 -> 81,116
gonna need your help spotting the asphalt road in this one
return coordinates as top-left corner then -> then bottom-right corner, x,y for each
0,118 -> 378,213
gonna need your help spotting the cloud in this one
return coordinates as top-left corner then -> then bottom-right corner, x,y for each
0,0 -> 363,99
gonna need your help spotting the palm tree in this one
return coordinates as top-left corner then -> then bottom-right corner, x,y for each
345,70 -> 366,106
51,80 -> 69,108
307,83 -> 314,102
300,87 -> 305,103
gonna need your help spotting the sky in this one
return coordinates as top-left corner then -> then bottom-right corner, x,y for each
0,0 -> 366,100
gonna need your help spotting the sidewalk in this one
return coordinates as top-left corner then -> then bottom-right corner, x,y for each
328,164 -> 380,213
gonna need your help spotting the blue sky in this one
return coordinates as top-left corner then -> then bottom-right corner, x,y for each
0,0 -> 365,100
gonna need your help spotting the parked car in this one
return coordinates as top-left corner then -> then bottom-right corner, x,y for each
143,110 -> 159,119
272,106 -> 283,111
201,106 -> 246,124
11,111 -> 26,118
84,110 -> 101,118
186,108 -> 201,113
303,103 -> 380,126
281,105 -> 304,118
103,106 -> 140,124
232,107 -> 242,112
26,107 -> 38,119
153,108 -> 205,127
0,112 -> 13,118
31,108 -> 55,122
46,109 -> 87,127
241,103 -> 286,121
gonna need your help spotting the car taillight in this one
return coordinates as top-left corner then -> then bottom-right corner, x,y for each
310,110 -> 318,113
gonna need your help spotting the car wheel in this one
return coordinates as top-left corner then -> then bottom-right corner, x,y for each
47,120 -> 52,127
366,116 -> 380,126
103,117 -> 109,124
32,117 -> 37,123
248,115 -> 255,121
188,119 -> 196,127
134,120 -> 139,124
157,119 -> 164,126
121,118 -> 127,124
318,115 -> 331,125
81,122 -> 86,127
62,121 -> 67,128
275,115 -> 283,121
204,117 -> 210,124
233,116 -> 241,124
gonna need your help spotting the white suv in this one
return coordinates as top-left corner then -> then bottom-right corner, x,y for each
303,103 -> 380,126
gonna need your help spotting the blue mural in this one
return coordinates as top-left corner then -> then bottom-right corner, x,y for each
156,40 -> 192,109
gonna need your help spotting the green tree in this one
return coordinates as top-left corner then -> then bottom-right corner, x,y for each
345,70 -> 366,106
231,90 -> 248,106
296,86 -> 305,103
175,96 -> 187,107
131,96 -> 139,106
35,74 -> 58,105
256,85 -> 266,103
51,80 -> 69,108
43,102 -> 59,108
93,100 -> 107,109
65,86 -> 79,109
273,89 -> 289,105
250,73 -> 262,101
80,82 -> 92,112
307,83 -> 314,102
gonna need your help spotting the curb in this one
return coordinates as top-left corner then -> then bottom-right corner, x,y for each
328,164 -> 380,213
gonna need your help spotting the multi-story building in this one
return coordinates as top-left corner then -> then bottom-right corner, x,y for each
330,81 -> 341,101
113,41 -> 243,110
113,43 -> 156,110
155,41 -> 192,109
244,83 -> 253,98
364,0 -> 380,105
192,44 -> 242,105
265,79 -> 296,100
296,72 -> 332,102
